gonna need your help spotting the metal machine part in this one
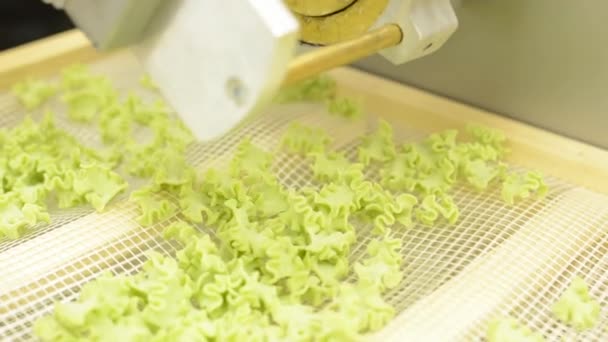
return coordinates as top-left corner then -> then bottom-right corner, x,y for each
375,0 -> 458,64
48,0 -> 457,141
296,0 -> 458,64
285,0 -> 357,16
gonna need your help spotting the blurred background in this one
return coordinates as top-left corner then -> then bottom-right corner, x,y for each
0,0 -> 73,51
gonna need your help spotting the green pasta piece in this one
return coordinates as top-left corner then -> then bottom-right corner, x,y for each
309,151 -> 364,182
124,94 -> 169,126
414,193 -> 459,226
0,195 -> 50,239
552,276 -> 600,331
307,230 -> 355,263
314,182 -> 357,217
328,283 -> 395,333
358,120 -> 396,165
379,151 -> 418,191
281,122 -> 331,155
139,73 -> 159,91
313,310 -> 362,341
274,74 -> 337,104
389,194 -> 419,228
199,169 -> 249,215
274,74 -> 365,123
230,138 -> 273,178
328,97 -> 363,119
353,181 -> 395,224
150,115 -> 195,150
214,307 -> 281,341
454,141 -> 501,162
252,181 -> 290,219
48,173 -> 88,209
163,219 -> 200,243
14,182 -> 48,205
124,139 -> 163,178
263,235 -> 308,283
426,129 -> 459,155
11,78 -> 57,110
152,310 -> 216,342
98,102 -> 133,144
415,163 -> 455,195
27,64 -> 552,341
487,317 -> 545,342
462,159 -> 506,191
60,64 -> 97,90
153,151 -> 196,187
355,235 -> 404,292
178,186 -> 218,224
88,316 -> 152,342
130,252 -> 195,330
130,186 -> 178,226
72,165 -> 127,212
467,123 -> 509,157
0,111 -> 133,238
34,254 -> 199,342
403,143 -> 436,173
217,201 -> 276,260
372,193 -> 418,234
270,303 -> 321,341
61,76 -> 117,123
501,171 -> 547,205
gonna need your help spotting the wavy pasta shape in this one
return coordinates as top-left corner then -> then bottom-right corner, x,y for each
552,276 -> 600,331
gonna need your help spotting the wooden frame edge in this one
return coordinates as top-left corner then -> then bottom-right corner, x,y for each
0,29 -> 100,89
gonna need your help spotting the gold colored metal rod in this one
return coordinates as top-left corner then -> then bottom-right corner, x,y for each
283,24 -> 402,86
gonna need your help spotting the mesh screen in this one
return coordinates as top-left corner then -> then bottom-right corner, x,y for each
0,51 -> 607,341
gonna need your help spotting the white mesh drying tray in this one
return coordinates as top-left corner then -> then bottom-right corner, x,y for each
0,31 -> 607,341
